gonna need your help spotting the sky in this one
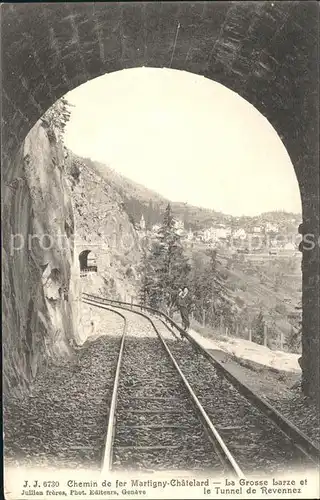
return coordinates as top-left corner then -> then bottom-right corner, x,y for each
64,67 -> 302,216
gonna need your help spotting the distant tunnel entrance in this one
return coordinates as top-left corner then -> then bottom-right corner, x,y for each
79,250 -> 97,275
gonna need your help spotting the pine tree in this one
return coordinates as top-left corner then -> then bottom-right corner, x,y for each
139,203 -> 190,312
188,245 -> 235,329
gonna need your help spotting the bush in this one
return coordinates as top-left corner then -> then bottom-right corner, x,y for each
70,163 -> 81,182
41,97 -> 72,142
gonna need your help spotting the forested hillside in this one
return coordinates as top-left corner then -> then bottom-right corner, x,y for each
81,157 -> 301,232
138,203 -> 302,354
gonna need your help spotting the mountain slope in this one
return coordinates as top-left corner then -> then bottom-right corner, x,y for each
79,156 -> 301,232
79,157 -> 225,230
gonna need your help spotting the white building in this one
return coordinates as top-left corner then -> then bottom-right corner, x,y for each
174,219 -> 185,235
186,228 -> 194,241
201,226 -> 231,242
265,222 -> 279,233
284,242 -> 296,250
216,226 -> 231,239
202,228 -> 217,242
233,228 -> 247,240
253,226 -> 262,233
152,223 -> 161,233
139,214 -> 146,231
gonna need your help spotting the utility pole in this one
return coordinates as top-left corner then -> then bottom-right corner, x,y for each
280,330 -> 284,350
263,323 -> 268,347
220,315 -> 224,334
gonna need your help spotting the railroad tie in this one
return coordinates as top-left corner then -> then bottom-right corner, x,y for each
120,424 -> 188,430
115,445 -> 181,451
124,409 -> 191,414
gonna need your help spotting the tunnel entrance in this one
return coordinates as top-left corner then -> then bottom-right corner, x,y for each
79,250 -> 97,276
2,2 -> 318,401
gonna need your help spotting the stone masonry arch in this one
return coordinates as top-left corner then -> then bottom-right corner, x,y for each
2,1 -> 319,399
79,249 -> 97,273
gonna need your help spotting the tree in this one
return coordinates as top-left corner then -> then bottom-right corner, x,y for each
285,325 -> 301,353
188,246 -> 235,329
41,97 -> 72,142
286,301 -> 302,353
139,203 -> 190,312
252,310 -> 265,345
138,249 -> 153,306
146,199 -> 154,229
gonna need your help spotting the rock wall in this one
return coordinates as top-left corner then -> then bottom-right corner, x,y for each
68,154 -> 142,291
66,153 -> 143,344
2,121 -> 79,397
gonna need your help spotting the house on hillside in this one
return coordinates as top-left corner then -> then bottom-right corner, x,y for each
201,227 -> 217,242
216,226 -> 231,239
201,225 -> 231,242
283,242 -> 296,251
202,228 -> 214,242
233,228 -> 247,240
265,222 -> 279,233
194,231 -> 203,243
174,219 -> 185,235
152,223 -> 161,233
139,214 -> 146,231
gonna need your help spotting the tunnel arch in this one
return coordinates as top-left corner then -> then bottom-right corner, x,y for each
79,250 -> 97,273
2,1 -> 318,399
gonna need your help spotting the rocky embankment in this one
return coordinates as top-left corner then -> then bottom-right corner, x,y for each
67,153 -> 142,303
3,121 -> 143,396
3,119 -> 80,396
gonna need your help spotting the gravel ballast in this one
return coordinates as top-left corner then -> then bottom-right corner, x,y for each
267,393 -> 320,446
151,316 -> 319,446
4,335 -> 121,470
113,333 -> 225,473
161,335 -> 315,475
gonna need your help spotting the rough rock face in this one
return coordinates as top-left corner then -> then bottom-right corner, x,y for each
66,154 -> 142,343
2,121 -> 80,396
67,153 -> 142,300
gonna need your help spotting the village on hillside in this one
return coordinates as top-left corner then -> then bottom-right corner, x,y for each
134,209 -> 302,357
136,214 -> 301,258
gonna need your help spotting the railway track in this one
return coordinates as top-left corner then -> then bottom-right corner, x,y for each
84,297 -> 243,476
83,294 -> 319,476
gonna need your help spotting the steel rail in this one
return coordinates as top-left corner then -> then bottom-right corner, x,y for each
83,293 -> 320,466
154,321 -> 245,478
145,315 -> 320,466
83,295 -> 245,477
82,299 -> 127,473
